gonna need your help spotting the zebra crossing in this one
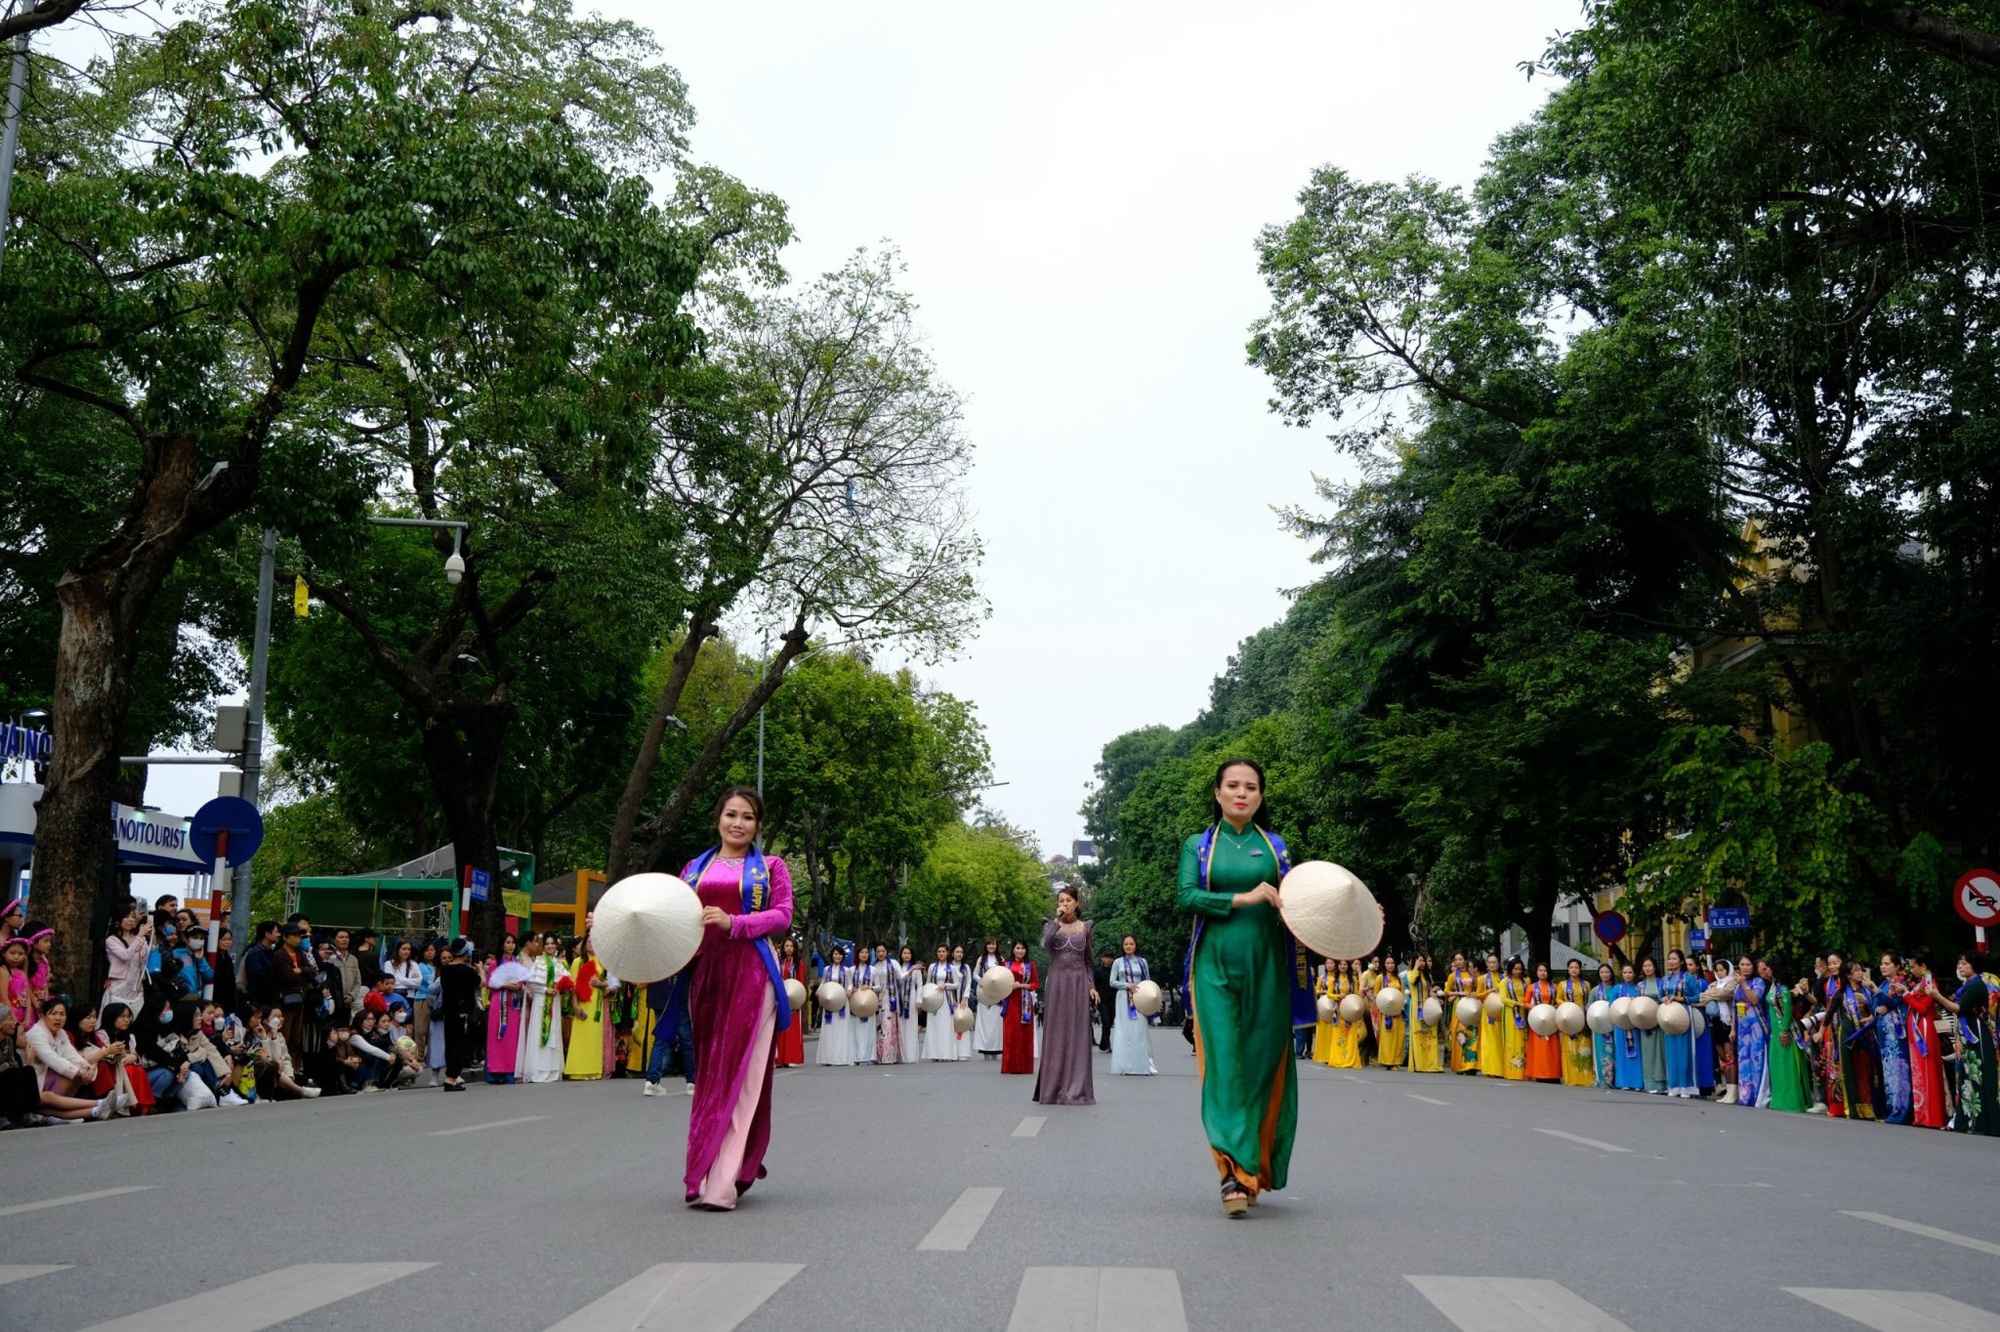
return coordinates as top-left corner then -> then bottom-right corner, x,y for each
5,1262 -> 1997,1331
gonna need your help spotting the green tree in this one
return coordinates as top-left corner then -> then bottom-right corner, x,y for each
902,820 -> 1049,949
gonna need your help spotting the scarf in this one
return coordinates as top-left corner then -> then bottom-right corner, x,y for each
1006,961 -> 1034,1023
1117,956 -> 1148,1019
681,843 -> 792,1029
538,956 -> 560,1046
1183,824 -> 1314,1030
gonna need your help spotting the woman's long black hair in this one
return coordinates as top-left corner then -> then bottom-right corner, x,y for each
1209,757 -> 1272,829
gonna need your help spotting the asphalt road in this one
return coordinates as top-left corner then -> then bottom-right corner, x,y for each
6,1031 -> 2000,1331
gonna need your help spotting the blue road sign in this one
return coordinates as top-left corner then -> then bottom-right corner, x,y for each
189,796 -> 264,867
1706,906 -> 1751,931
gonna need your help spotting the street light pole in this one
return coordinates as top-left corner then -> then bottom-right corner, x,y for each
0,28 -> 29,280
228,528 -> 276,955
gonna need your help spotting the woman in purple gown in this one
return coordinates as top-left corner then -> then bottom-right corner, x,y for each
681,787 -> 795,1211
1034,886 -> 1097,1106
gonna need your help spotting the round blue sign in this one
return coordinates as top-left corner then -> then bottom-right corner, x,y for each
189,796 -> 264,867
1592,910 -> 1628,945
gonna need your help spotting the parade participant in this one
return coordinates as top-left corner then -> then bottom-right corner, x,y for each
435,940 -> 478,1092
483,934 -> 526,1085
1818,950 -> 1849,1116
1522,962 -> 1559,1082
1900,953 -> 1948,1128
1310,960 -> 1337,1064
1178,757 -> 1313,1219
1373,952 -> 1405,1068
1872,953 -> 1915,1125
950,944 -> 975,1058
1405,955 -> 1442,1074
1635,956 -> 1666,1093
1477,954 -> 1505,1078
1034,887 -> 1097,1106
1832,958 -> 1882,1120
1659,949 -> 1701,1098
1612,963 -> 1643,1091
850,944 -> 881,1068
518,934 -> 566,1083
565,938 -> 613,1080
877,944 -> 904,1066
1110,934 -> 1155,1076
1588,963 -> 1617,1087
999,941 -> 1036,1073
775,939 -> 807,1068
973,936 -> 1007,1059
1762,961 -> 1810,1112
1556,959 -> 1594,1087
1729,956 -> 1769,1108
677,786 -> 795,1210
1938,964 -> 1995,1135
1328,961 -> 1365,1070
1498,959 -> 1528,1081
817,946 -> 852,1067
924,944 -> 959,1063
1444,952 -> 1479,1075
896,945 -> 923,1063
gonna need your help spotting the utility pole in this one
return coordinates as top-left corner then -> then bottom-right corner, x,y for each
228,529 -> 277,954
0,24 -> 28,279
756,627 -> 768,800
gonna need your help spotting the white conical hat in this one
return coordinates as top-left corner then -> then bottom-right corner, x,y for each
1133,980 -> 1164,1016
1657,1000 -> 1690,1035
1375,986 -> 1405,1018
920,983 -> 945,1013
816,980 -> 848,1012
1278,862 -> 1382,960
1317,993 -> 1339,1023
1629,995 -> 1659,1030
1419,997 -> 1443,1026
847,986 -> 879,1019
1610,996 -> 1633,1029
783,978 -> 808,1012
1455,997 -> 1483,1026
1484,992 -> 1505,1018
1555,1001 -> 1587,1036
1689,1007 -> 1707,1038
1527,1003 -> 1558,1037
590,873 -> 703,984
1587,999 -> 1614,1034
951,1005 -> 976,1033
1338,993 -> 1366,1023
977,965 -> 1016,1005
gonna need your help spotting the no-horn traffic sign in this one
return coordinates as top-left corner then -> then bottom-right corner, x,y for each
1956,869 -> 1999,929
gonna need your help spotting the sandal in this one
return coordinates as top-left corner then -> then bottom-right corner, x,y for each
1220,1179 -> 1251,1218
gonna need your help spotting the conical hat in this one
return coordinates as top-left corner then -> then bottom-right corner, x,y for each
920,983 -> 945,1013
1419,997 -> 1443,1026
1629,995 -> 1659,1030
1278,862 -> 1382,960
1455,997 -> 1483,1026
590,874 -> 703,984
783,978 -> 808,1012
816,981 -> 848,1012
951,1005 -> 976,1033
1375,987 -> 1405,1018
1527,1003 -> 1558,1037
1338,993 -> 1366,1023
1484,992 -> 1505,1017
1689,1007 -> 1707,1038
1610,996 -> 1633,1029
977,965 -> 1016,1005
1657,1000 -> 1690,1035
1317,994 -> 1339,1023
1133,980 -> 1164,1016
1555,1001 -> 1587,1036
1586,999 -> 1614,1034
847,986 -> 879,1019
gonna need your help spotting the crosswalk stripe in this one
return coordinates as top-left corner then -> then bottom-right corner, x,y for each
1005,1267 -> 1187,1332
1013,1116 -> 1046,1138
1407,1093 -> 1452,1105
1407,1276 -> 1635,1331
70,1263 -> 434,1332
543,1262 -> 803,1332
1532,1128 -> 1631,1154
1785,1288 -> 2000,1331
430,1114 -> 551,1136
1841,1212 -> 2000,1258
0,1265 -> 69,1286
917,1187 -> 1004,1250
0,1186 -> 156,1217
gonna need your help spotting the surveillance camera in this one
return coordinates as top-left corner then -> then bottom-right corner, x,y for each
443,552 -> 465,584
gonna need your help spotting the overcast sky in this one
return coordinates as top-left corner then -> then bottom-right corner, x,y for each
149,0 -> 1580,874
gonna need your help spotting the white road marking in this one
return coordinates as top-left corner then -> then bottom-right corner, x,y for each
1408,1276 -> 1635,1331
0,1265 -> 68,1286
1786,1288 -> 2000,1332
1407,1093 -> 1452,1106
544,1262 -> 803,1332
917,1186 -> 1005,1251
1013,1116 -> 1046,1138
1532,1128 -> 1632,1154
429,1114 -> 550,1136
1842,1212 -> 2000,1258
0,1186 -> 155,1217
72,1263 -> 433,1332
1005,1267 -> 1188,1332
1341,1074 -> 1372,1083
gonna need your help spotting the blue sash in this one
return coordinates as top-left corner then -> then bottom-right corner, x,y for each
682,844 -> 792,1029
1182,825 -> 1316,1030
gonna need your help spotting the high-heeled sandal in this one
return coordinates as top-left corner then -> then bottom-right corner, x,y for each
1220,1179 -> 1251,1218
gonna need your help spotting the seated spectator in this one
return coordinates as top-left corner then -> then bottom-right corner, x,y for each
90,1003 -> 156,1115
0,1010 -> 114,1125
22,995 -> 108,1097
308,1018 -> 364,1094
134,994 -> 216,1110
349,1010 -> 404,1091
379,1008 -> 422,1086
256,1007 -> 318,1100
186,1010 -> 246,1106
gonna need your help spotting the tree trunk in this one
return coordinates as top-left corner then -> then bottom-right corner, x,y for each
629,616 -> 811,873
419,709 -> 509,952
607,616 -> 715,881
